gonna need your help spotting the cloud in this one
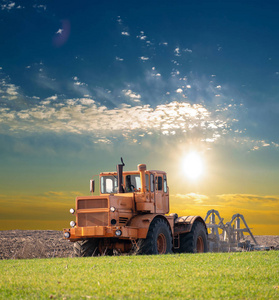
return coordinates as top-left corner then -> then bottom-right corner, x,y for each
0,72 -> 252,146
231,137 -> 276,151
121,31 -> 130,36
183,48 -> 192,53
117,16 -> 122,24
74,81 -> 86,86
174,193 -> 209,204
123,89 -> 141,102
174,47 -> 181,56
33,4 -> 47,11
56,28 -> 63,35
140,56 -> 149,61
137,31 -> 147,40
217,194 -> 279,204
45,95 -> 58,101
0,78 -> 19,100
1,1 -> 23,11
0,96 -> 232,144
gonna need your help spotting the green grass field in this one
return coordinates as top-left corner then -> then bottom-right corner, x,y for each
0,251 -> 278,299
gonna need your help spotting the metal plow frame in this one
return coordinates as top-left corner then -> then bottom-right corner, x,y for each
204,210 -> 270,252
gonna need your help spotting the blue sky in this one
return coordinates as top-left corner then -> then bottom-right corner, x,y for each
0,0 -> 278,233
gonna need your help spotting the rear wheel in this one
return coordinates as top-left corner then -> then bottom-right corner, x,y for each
133,218 -> 172,255
179,221 -> 208,253
73,239 -> 100,257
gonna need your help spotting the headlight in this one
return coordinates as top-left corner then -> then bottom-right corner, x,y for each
70,221 -> 76,227
110,206 -> 116,212
69,208 -> 75,214
115,230 -> 122,236
64,232 -> 70,238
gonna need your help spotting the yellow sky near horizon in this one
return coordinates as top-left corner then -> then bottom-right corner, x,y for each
0,190 -> 278,235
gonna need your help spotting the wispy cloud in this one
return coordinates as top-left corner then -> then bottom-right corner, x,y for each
33,4 -> 47,11
174,193 -> 209,204
0,95 -> 233,145
116,16 -> 122,24
139,56 -> 149,61
137,31 -> 147,40
123,89 -> 141,102
174,47 -> 181,56
56,28 -> 63,35
0,78 -> 19,100
217,194 -> 279,204
183,48 -> 192,53
1,1 -> 23,11
0,70 -> 275,150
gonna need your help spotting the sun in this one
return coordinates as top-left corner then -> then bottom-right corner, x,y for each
182,152 -> 204,180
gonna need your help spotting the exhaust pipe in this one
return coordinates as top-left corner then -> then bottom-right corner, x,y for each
117,157 -> 125,193
138,164 -> 146,192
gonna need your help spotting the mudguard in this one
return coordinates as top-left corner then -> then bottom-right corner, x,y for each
128,214 -> 174,239
174,215 -> 207,235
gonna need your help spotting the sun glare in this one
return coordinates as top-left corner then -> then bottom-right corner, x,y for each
182,152 -> 204,180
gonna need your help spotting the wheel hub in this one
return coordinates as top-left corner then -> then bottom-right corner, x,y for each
157,233 -> 167,254
196,236 -> 204,253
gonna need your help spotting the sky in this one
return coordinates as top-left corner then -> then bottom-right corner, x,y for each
0,0 -> 278,235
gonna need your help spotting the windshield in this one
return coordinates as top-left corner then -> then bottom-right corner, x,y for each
125,174 -> 150,192
125,175 -> 141,192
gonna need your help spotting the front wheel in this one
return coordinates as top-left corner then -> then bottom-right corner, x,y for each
179,221 -> 208,253
133,218 -> 172,255
73,239 -> 100,257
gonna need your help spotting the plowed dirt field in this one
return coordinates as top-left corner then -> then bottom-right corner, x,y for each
0,230 -> 278,259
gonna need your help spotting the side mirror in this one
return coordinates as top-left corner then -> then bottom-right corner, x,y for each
90,180 -> 95,193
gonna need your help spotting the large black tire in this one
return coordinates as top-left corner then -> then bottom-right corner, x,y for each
179,221 -> 208,253
73,239 -> 100,257
133,218 -> 172,255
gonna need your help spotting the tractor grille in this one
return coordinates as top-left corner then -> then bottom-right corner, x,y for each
119,217 -> 129,224
77,198 -> 108,227
78,199 -> 108,209
78,212 -> 108,227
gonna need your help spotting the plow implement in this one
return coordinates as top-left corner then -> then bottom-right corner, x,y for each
205,209 -> 271,252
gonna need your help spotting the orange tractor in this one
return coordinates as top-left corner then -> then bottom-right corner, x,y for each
63,159 -> 208,256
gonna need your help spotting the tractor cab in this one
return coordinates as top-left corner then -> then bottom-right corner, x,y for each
99,163 -> 169,214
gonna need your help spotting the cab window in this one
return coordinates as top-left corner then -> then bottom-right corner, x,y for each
163,175 -> 167,193
145,174 -> 150,191
150,174 -> 154,192
101,176 -> 118,194
157,176 -> 163,191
